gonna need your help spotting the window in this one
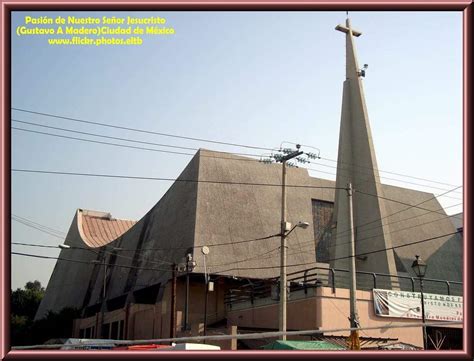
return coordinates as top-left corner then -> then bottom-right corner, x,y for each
119,320 -> 124,340
312,199 -> 334,262
101,323 -> 111,339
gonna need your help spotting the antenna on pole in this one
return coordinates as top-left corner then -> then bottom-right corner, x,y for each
346,11 -> 349,19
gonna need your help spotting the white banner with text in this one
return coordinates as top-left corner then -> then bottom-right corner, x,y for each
373,289 -> 463,321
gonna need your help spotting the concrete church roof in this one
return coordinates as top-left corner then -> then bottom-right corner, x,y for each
35,149 -> 462,320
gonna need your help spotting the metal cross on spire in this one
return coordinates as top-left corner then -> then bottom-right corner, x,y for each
335,18 -> 362,37
335,18 -> 363,79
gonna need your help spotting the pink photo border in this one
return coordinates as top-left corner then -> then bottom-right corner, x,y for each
1,0 -> 472,359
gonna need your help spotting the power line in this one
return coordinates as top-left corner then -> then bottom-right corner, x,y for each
11,242 -> 59,249
352,201 -> 463,238
12,107 -> 461,189
11,251 -> 172,272
208,245 -> 281,268
327,185 -> 463,243
13,117 -> 462,202
356,187 -> 463,221
12,127 -> 199,157
11,214 -> 67,235
13,124 -> 462,203
266,185 -> 463,259
209,207 -> 463,267
19,121 -> 460,199
12,125 -> 300,166
317,156 -> 461,189
11,168 -> 344,190
11,242 -> 175,267
84,233 -> 280,252
11,213 -> 179,267
11,214 -> 283,253
212,230 -> 461,274
12,217 -> 66,239
16,119 -> 459,199
328,230 -> 461,263
13,126 -> 271,167
307,164 -> 462,198
334,206 -> 463,250
12,119 -> 264,159
11,168 -> 461,254
13,119 -> 201,151
11,321 -> 462,349
285,207 -> 464,260
264,140 -> 461,190
14,200 -> 461,268
11,107 -> 274,151
12,232 -> 280,254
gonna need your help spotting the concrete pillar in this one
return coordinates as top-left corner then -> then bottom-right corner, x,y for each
229,325 -> 238,350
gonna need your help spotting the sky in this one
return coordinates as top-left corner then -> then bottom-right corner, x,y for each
10,11 -> 463,290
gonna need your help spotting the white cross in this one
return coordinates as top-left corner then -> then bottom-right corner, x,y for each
335,20 -> 362,37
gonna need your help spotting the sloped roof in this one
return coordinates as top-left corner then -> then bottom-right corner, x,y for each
77,209 -> 136,247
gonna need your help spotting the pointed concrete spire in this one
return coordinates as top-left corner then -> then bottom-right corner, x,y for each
330,18 -> 398,288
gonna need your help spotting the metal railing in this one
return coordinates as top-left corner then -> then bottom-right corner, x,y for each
224,266 -> 462,308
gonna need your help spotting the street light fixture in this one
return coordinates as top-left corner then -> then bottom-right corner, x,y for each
412,255 -> 427,278
279,219 -> 309,341
412,255 -> 428,350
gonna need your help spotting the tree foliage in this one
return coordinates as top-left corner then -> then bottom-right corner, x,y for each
11,281 -> 81,346
11,280 -> 45,320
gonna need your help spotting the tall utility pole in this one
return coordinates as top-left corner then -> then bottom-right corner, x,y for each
347,183 -> 360,350
170,263 -> 177,338
278,146 -> 303,341
201,246 -> 210,338
92,255 -> 108,338
183,253 -> 196,331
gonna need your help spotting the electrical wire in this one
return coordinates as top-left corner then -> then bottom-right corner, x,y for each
12,120 -> 264,159
262,202 -> 463,262
208,207 -> 463,267
211,230 -> 461,274
356,187 -> 463,221
12,127 -> 200,157
11,320 -> 462,349
13,201 -> 462,268
306,164 -> 462,199
11,242 -> 175,267
12,214 -> 67,236
11,251 -> 172,272
11,168 -> 461,255
15,122 -> 463,202
12,217 -> 65,239
11,168 -> 344,190
318,156 -> 461,188
327,185 -> 462,244
11,242 -> 59,249
12,107 -> 461,189
12,119 -> 462,199
11,107 -> 274,151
